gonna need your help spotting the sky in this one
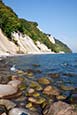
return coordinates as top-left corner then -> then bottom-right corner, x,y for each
3,0 -> 77,52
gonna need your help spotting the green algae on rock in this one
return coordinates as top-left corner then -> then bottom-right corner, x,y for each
38,77 -> 50,85
61,85 -> 75,91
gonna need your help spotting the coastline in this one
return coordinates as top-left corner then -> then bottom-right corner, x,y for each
0,51 -> 74,59
0,52 -> 55,58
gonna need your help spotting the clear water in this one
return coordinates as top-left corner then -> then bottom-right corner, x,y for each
9,53 -> 77,88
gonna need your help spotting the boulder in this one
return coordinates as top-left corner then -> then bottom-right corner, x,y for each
0,84 -> 17,98
43,101 -> 77,115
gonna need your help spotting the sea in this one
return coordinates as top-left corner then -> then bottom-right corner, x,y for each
9,53 -> 77,89
0,53 -> 77,115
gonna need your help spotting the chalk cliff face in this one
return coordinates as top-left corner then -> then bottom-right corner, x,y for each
0,1 -> 72,55
0,29 -> 18,55
0,30 -> 54,55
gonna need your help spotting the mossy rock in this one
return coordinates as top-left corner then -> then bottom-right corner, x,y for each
19,84 -> 26,91
38,77 -> 50,85
61,85 -> 75,91
33,92 -> 40,97
56,95 -> 67,100
28,97 -> 46,105
26,102 -> 33,108
30,81 -> 43,91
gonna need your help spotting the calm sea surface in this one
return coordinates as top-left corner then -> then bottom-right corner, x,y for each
9,53 -> 77,88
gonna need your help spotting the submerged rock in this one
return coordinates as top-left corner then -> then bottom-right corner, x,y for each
28,97 -> 46,105
32,64 -> 40,67
19,84 -> 26,91
56,95 -> 67,100
26,102 -> 33,109
48,73 -> 60,78
38,77 -> 50,85
43,101 -> 77,115
61,85 -> 75,91
30,81 -> 43,91
43,85 -> 60,96
70,88 -> 77,104
28,88 -> 35,94
33,92 -> 40,97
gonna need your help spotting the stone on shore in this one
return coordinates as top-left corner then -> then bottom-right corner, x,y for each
43,101 -> 77,115
0,84 -> 17,98
0,99 -> 16,110
28,97 -> 46,104
9,108 -> 30,115
8,80 -> 21,88
9,108 -> 40,115
43,85 -> 60,96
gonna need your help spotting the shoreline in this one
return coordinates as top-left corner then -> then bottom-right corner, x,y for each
0,52 -> 55,58
0,52 -> 74,59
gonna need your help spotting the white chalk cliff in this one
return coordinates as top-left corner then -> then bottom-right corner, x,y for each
0,29 -> 55,55
47,35 -> 55,44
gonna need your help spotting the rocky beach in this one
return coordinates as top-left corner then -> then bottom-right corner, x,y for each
0,54 -> 77,115
0,0 -> 76,115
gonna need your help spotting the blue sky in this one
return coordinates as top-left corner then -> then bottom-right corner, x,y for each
3,0 -> 77,52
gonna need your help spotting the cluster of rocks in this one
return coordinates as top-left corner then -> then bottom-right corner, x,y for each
0,60 -> 77,115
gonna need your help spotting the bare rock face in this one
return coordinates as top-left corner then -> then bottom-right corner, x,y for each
43,101 -> 77,115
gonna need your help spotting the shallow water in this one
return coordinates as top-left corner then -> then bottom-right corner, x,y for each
8,53 -> 77,88
0,53 -> 77,114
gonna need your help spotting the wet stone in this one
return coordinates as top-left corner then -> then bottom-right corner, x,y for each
63,73 -> 77,77
43,101 -> 77,115
26,102 -> 33,108
70,88 -> 77,104
61,85 -> 75,91
43,85 -> 60,96
28,97 -> 46,105
33,92 -> 40,97
1,112 -> 7,115
9,108 -> 30,115
17,70 -> 24,74
32,64 -> 40,67
28,88 -> 35,94
35,70 -> 42,74
30,81 -> 43,91
0,99 -> 16,110
0,105 -> 6,114
56,95 -> 67,100
38,77 -> 50,85
48,73 -> 60,78
19,84 -> 26,91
